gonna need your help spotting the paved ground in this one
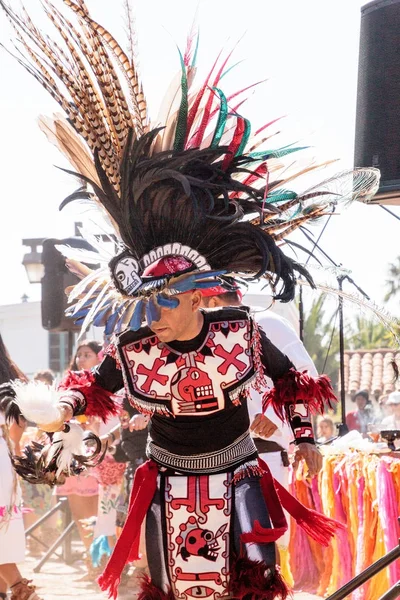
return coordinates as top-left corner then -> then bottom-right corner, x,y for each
22,551 -> 322,600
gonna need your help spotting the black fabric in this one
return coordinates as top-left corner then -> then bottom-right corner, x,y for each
149,402 -> 251,458
233,475 -> 276,566
120,397 -> 149,462
93,355 -> 124,393
146,483 -> 170,588
253,439 -> 285,454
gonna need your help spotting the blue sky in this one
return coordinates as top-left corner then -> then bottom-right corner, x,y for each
0,0 -> 399,320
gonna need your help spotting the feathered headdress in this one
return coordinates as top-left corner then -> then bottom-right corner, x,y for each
0,0 -> 380,334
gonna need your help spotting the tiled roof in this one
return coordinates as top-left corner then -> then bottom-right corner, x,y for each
341,349 -> 400,398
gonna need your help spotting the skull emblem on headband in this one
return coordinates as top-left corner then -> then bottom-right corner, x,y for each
111,253 -> 142,295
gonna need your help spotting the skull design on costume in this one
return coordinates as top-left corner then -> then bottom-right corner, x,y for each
111,253 -> 142,295
171,367 -> 218,413
180,524 -> 227,562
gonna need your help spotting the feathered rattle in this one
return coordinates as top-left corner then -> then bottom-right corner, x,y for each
0,381 -> 105,485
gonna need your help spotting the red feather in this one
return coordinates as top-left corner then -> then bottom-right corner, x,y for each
136,577 -> 176,600
190,50 -> 234,148
262,368 -> 337,420
222,116 -> 246,170
185,52 -> 222,143
229,556 -> 290,600
230,163 -> 268,198
58,370 -> 119,422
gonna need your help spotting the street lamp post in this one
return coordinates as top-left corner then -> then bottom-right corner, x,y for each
22,238 -> 45,284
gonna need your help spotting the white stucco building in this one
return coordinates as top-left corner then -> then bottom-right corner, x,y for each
0,301 -> 49,378
0,300 -> 102,379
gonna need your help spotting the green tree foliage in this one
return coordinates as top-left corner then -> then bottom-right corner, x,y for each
303,295 -> 340,388
384,256 -> 400,302
347,316 -> 397,350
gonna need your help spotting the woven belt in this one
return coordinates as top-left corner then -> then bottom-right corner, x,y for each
147,431 -> 257,474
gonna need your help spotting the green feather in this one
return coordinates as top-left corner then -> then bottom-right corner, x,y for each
191,33 -> 200,68
220,60 -> 244,80
249,146 -> 308,160
264,190 -> 298,204
210,87 -> 228,148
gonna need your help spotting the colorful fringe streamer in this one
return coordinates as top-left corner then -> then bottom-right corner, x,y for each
289,453 -> 400,599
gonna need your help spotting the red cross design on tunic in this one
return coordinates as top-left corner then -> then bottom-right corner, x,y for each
214,343 -> 247,376
137,357 -> 168,393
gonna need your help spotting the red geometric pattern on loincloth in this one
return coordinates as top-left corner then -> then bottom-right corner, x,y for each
164,473 -> 232,600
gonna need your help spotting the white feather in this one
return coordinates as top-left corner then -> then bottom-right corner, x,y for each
50,423 -> 86,476
11,381 -> 62,425
55,244 -> 102,265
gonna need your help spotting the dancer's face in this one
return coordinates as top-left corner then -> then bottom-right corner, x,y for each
149,290 -> 203,343
75,345 -> 99,370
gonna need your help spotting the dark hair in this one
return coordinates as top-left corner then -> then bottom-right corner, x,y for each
33,369 -> 55,386
0,333 -> 27,385
203,291 -> 241,307
353,390 -> 369,402
69,339 -> 102,370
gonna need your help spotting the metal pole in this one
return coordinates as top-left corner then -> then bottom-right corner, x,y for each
298,284 -> 304,342
337,276 -> 348,436
33,521 -> 76,573
25,498 -> 67,536
326,545 -> 400,600
378,581 -> 400,600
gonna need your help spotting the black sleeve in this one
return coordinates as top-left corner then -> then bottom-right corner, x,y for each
256,320 -> 315,445
93,355 -> 124,393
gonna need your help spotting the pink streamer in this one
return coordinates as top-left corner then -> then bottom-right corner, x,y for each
353,475 -> 366,600
333,471 -> 353,588
376,459 -> 400,586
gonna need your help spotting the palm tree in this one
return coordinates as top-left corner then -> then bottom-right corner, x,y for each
384,257 -> 400,302
347,316 -> 397,350
303,295 -> 340,387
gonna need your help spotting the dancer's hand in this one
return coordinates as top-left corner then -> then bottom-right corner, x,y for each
250,413 -> 278,438
293,443 -> 323,477
129,414 -> 150,431
39,404 -> 73,432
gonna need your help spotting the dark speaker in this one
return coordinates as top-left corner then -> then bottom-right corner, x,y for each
41,237 -> 95,331
354,0 -> 400,198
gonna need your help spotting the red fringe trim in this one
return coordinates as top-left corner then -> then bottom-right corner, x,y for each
229,556 -> 290,600
273,475 -> 345,547
104,342 -> 122,370
296,511 -> 345,547
262,368 -> 337,420
251,320 -> 268,393
97,572 -> 121,600
232,464 -> 264,485
58,370 -> 118,423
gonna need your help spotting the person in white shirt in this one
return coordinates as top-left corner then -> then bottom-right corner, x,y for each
200,289 -> 319,584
